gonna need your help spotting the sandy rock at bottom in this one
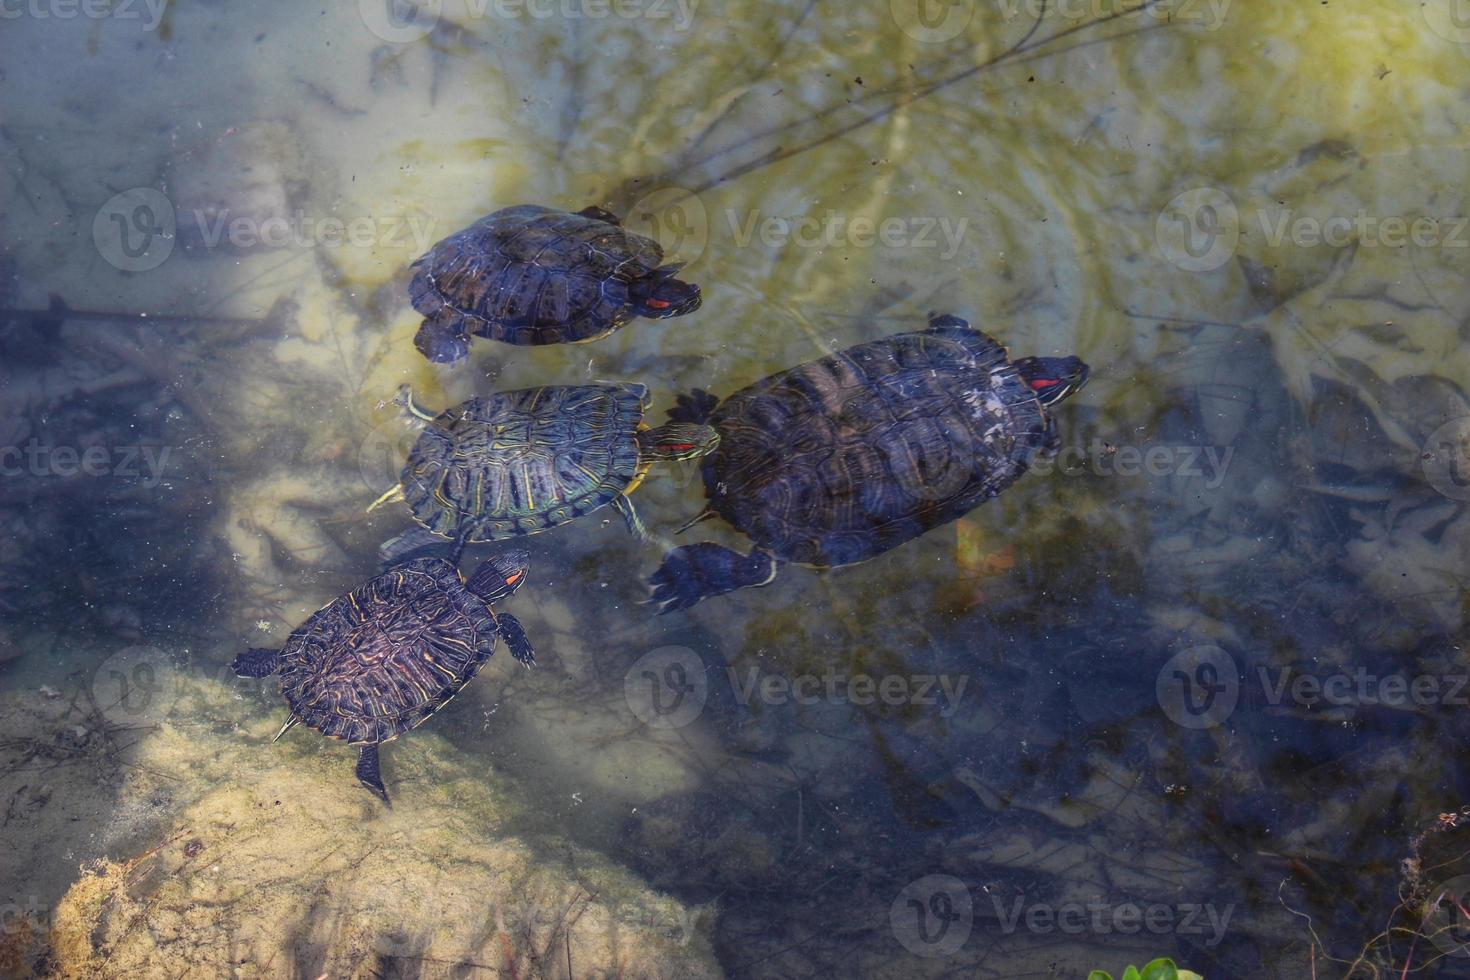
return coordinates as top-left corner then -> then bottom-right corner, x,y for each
34,665 -> 722,979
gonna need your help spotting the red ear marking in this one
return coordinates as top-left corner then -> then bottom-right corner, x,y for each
667,443 -> 696,452
1030,378 -> 1060,389
646,298 -> 671,309
504,571 -> 523,585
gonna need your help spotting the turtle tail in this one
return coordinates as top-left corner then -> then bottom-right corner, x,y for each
647,543 -> 780,613
666,389 -> 721,425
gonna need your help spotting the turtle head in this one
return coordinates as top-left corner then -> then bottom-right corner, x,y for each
1014,355 -> 1090,407
640,422 -> 720,461
466,550 -> 530,602
631,264 -> 701,319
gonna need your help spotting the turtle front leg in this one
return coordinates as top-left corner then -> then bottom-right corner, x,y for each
647,543 -> 781,613
356,744 -> 391,807
613,495 -> 652,542
496,613 -> 536,668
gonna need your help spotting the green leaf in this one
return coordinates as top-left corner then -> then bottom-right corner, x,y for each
1122,968 -> 1142,980
1138,959 -> 1180,980
1086,973 -> 1114,980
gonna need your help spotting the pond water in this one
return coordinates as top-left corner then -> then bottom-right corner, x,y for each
2,0 -> 1469,977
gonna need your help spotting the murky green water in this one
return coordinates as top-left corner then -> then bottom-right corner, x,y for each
2,1 -> 1470,977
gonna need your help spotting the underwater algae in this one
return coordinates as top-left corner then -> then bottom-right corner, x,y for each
1,0 -> 1469,976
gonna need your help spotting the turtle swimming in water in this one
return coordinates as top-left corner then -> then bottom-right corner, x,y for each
370,383 -> 719,547
647,314 -> 1089,612
230,553 -> 534,805
409,204 -> 702,362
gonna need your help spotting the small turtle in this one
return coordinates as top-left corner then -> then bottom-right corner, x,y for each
647,314 -> 1089,611
231,553 -> 534,805
409,204 -> 701,361
370,383 -> 719,546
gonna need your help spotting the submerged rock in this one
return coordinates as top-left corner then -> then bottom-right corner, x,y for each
26,665 -> 721,979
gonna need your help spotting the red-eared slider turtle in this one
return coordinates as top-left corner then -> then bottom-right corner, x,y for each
409,204 -> 701,361
648,314 -> 1089,611
230,553 -> 534,805
370,383 -> 719,545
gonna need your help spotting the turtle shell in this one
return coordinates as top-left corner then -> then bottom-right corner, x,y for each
697,322 -> 1051,567
408,205 -> 666,345
400,383 -> 648,542
277,558 -> 500,744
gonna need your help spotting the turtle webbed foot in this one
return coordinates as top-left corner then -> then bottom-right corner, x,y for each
414,317 -> 471,363
666,389 -> 720,425
356,744 -> 392,807
497,613 -> 536,668
231,647 -> 282,677
647,543 -> 779,613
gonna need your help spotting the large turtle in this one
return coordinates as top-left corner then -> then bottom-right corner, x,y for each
409,204 -> 701,361
370,383 -> 719,546
647,315 -> 1089,611
230,553 -> 534,805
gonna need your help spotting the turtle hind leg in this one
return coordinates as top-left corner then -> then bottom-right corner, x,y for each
379,527 -> 460,571
575,205 -> 622,225
356,744 -> 391,807
231,647 -> 282,677
414,314 -> 471,363
646,543 -> 780,613
926,312 -> 971,331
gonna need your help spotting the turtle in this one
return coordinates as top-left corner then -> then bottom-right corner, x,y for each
369,383 -> 719,549
230,552 -> 534,806
408,204 -> 701,361
647,314 -> 1090,612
